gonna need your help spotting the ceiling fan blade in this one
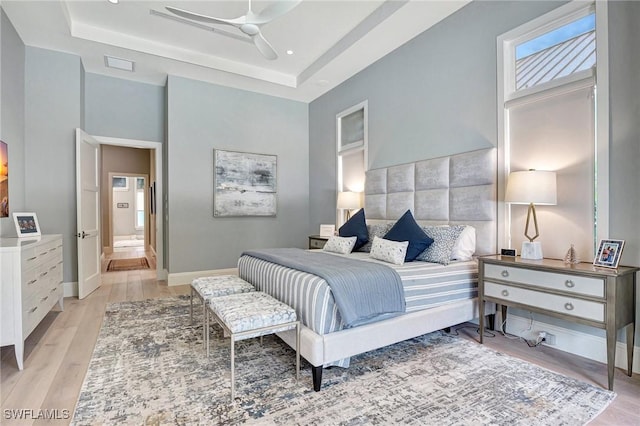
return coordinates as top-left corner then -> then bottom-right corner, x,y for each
248,0 -> 302,25
165,6 -> 246,26
252,32 -> 278,60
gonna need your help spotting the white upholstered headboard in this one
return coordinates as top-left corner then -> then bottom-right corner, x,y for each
364,148 -> 497,256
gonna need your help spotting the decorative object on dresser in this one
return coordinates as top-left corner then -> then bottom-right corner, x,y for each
213,149 -> 277,217
593,238 -> 625,269
336,191 -> 362,221
12,211 -> 41,237
478,255 -> 638,390
564,243 -> 579,264
319,224 -> 335,238
308,235 -> 329,249
0,235 -> 64,370
504,169 -> 557,260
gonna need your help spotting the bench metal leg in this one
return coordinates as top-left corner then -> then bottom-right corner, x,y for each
230,337 -> 235,400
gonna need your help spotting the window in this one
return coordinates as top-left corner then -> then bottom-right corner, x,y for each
112,176 -> 128,191
336,101 -> 368,225
135,177 -> 145,229
497,1 -> 608,261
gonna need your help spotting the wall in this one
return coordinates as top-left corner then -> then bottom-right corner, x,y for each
166,75 -> 309,273
309,1 -> 565,231
84,73 -> 165,143
0,9 -> 25,237
23,47 -> 81,283
100,145 -> 151,248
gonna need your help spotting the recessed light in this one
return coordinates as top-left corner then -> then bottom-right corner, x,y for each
286,50 -> 294,55
104,55 -> 135,72
108,0 -> 119,4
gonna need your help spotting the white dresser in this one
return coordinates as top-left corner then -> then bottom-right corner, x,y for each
0,234 -> 64,370
478,255 -> 638,391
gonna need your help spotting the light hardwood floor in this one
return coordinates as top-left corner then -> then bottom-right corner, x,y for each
1,250 -> 638,425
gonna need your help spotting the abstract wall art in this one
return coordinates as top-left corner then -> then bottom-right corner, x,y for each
213,149 -> 277,217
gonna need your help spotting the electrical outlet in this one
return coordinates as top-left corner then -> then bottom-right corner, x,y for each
544,332 -> 556,345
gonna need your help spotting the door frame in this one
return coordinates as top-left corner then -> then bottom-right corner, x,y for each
94,135 -> 166,280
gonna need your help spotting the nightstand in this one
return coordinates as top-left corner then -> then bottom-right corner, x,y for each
308,235 -> 329,249
478,255 -> 638,390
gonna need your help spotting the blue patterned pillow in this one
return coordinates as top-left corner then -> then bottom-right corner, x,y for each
338,208 -> 368,250
416,225 -> 466,265
369,236 -> 408,265
384,210 -> 433,262
323,236 -> 357,254
357,223 -> 393,252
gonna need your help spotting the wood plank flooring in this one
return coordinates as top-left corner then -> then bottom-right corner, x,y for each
1,250 -> 638,425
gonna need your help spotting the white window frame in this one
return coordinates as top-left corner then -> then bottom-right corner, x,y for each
496,0 -> 609,250
336,100 -> 368,225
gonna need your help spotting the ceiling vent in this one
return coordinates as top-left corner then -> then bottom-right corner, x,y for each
104,55 -> 135,72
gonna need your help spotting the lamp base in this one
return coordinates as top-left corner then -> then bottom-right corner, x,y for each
521,241 -> 543,260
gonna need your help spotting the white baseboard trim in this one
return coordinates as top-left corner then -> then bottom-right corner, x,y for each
505,314 -> 639,374
167,268 -> 239,287
64,281 -> 78,298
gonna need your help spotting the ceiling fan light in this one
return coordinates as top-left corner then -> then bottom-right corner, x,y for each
286,50 -> 294,55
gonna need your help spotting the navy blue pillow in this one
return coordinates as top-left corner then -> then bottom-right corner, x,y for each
384,210 -> 434,261
339,208 -> 368,250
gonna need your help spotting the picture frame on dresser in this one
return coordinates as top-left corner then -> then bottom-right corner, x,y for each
593,238 -> 624,268
12,212 -> 41,238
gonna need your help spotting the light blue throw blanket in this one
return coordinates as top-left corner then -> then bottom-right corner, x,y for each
242,248 -> 405,328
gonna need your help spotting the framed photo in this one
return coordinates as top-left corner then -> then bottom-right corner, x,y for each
13,212 -> 41,238
213,149 -> 277,217
0,140 -> 8,218
593,239 -> 625,268
319,224 -> 335,237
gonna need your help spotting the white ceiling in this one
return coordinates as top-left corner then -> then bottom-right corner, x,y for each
2,0 -> 469,102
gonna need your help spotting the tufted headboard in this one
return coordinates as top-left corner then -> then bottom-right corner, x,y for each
364,148 -> 497,256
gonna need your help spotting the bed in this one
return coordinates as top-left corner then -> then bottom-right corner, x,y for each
238,148 -> 497,391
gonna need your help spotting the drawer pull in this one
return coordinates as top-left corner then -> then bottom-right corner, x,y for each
501,270 -> 509,278
27,256 -> 37,262
39,252 -> 48,256
565,280 -> 575,288
41,296 -> 49,302
40,271 -> 48,277
28,279 -> 37,285
564,302 -> 575,311
501,289 -> 509,297
58,260 -> 64,265
29,306 -> 38,314
49,248 -> 57,252
50,265 -> 57,271
50,287 -> 57,293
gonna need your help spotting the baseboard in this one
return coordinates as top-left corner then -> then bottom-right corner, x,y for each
167,268 -> 239,287
64,281 -> 78,298
505,314 -> 639,374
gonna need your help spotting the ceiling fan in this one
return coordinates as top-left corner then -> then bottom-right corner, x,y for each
166,0 -> 302,60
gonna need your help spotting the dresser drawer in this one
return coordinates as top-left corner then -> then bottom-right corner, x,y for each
484,264 -> 604,298
309,238 -> 328,249
485,282 -> 604,322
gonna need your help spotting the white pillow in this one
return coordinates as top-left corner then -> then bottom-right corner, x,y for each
323,235 -> 357,254
369,236 -> 408,265
451,225 -> 476,261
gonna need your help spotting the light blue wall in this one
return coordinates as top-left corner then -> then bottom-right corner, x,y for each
84,73 -> 165,142
166,76 -> 309,273
309,0 -> 564,232
24,47 -> 82,282
0,9 -> 25,237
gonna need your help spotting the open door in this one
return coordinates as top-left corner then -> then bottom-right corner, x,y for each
76,129 -> 101,299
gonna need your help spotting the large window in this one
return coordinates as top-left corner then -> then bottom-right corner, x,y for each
497,1 -> 608,262
135,177 -> 145,230
336,101 -> 368,225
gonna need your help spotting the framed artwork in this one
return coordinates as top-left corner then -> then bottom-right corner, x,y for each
13,212 -> 41,238
319,224 -> 335,237
593,239 -> 625,269
213,149 -> 277,217
0,140 -> 8,218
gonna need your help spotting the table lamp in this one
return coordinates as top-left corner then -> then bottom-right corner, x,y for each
505,170 -> 557,260
337,191 -> 362,221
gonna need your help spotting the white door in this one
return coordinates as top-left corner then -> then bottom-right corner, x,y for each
76,129 -> 101,299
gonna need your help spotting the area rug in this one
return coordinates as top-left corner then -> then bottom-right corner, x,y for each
106,257 -> 149,272
72,296 -> 615,425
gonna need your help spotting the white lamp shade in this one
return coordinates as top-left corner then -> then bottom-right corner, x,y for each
337,191 -> 362,210
505,170 -> 557,205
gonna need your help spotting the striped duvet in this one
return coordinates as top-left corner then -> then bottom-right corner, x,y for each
237,251 -> 478,336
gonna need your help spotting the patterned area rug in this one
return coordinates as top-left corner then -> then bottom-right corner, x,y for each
72,296 -> 615,425
106,257 -> 149,272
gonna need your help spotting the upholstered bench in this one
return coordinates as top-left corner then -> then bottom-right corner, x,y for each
190,275 -> 255,344
207,291 -> 300,400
